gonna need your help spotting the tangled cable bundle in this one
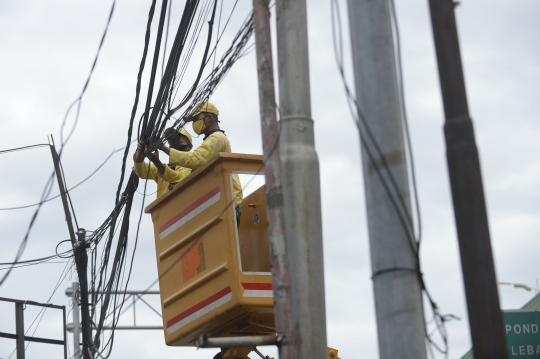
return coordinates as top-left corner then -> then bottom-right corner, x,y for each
87,1 -> 253,356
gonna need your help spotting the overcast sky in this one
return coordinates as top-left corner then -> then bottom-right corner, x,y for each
0,0 -> 539,358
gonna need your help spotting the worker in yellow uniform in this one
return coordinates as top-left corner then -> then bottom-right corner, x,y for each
133,128 -> 193,198
147,102 -> 243,223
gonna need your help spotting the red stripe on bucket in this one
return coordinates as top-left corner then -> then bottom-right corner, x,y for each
159,186 -> 220,234
166,286 -> 232,328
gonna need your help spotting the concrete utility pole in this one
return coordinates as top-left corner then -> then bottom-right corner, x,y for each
347,1 -> 427,358
275,1 -> 328,358
252,0 -> 295,358
427,1 -> 508,357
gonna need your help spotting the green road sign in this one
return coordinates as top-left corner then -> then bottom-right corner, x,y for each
503,310 -> 540,357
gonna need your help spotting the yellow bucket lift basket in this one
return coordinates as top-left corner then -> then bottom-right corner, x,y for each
145,153 -> 274,346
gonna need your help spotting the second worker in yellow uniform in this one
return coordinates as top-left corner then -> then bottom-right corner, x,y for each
133,128 -> 193,198
147,102 -> 243,222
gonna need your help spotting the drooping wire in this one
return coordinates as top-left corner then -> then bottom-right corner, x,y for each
389,0 -> 422,248
114,0 -> 159,207
60,0 -> 116,149
385,1 -> 456,356
98,102 -> 284,341
89,1 -> 171,355
89,2 -> 254,356
0,144 -> 49,155
0,250 -> 73,266
0,141 -> 134,211
0,170 -> 55,287
330,0 -> 457,357
141,0 -> 218,145
162,0 -> 173,78
148,10 -> 254,152
0,0 -> 116,288
140,0 -> 172,141
212,0 -> 224,69
103,12 -> 258,330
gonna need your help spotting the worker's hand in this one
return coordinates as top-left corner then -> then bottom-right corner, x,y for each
145,148 -> 160,163
134,140 -> 146,163
144,148 -> 165,174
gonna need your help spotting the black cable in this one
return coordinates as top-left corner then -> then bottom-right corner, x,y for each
148,10 -> 254,152
159,0 -> 217,132
91,3 -> 253,356
115,0 -> 158,207
0,260 -> 69,271
330,0 -> 416,252
0,170 -> 55,286
169,1 -> 215,107
0,142 -> 133,211
56,239 -> 74,258
0,144 -> 49,155
99,171 -> 151,358
0,0 -> 116,288
204,0 -> 240,70
104,101 -> 284,338
330,1 -> 455,357
92,172 -> 139,355
59,0 -> 116,148
0,250 -> 72,266
162,0 -> 173,78
212,0 -> 224,69
389,0 -> 422,247
144,0 -> 215,144
141,0 -> 171,140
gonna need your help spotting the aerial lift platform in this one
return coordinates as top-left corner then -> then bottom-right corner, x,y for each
145,153 -> 338,359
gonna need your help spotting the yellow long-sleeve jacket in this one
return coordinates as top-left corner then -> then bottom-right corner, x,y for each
168,130 -> 243,206
133,153 -> 192,198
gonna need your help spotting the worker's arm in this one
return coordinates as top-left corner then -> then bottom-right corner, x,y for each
134,140 -> 146,163
159,166 -> 192,184
133,153 -> 160,181
145,148 -> 166,174
168,136 -> 222,169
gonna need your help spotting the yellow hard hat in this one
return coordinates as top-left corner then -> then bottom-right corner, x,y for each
164,127 -> 192,144
187,102 -> 219,118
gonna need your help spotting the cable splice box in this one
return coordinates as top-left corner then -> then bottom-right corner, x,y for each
145,153 -> 274,346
